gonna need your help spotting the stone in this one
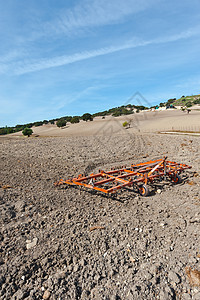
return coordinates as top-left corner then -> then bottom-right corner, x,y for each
43,290 -> 51,299
182,293 -> 192,300
80,258 -> 86,266
168,271 -> 181,284
74,264 -> 79,272
193,292 -> 200,300
26,238 -> 38,249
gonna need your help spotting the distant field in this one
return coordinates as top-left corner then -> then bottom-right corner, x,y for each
6,109 -> 200,138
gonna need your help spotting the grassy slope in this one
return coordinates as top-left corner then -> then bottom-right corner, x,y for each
173,94 -> 200,106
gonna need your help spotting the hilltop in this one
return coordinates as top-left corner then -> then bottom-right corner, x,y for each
163,94 -> 200,108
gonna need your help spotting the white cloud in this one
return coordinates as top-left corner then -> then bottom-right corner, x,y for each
12,25 -> 200,75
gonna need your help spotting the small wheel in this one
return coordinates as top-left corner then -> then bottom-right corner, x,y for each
171,174 -> 181,184
138,184 -> 149,196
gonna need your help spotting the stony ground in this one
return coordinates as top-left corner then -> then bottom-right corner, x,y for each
0,132 -> 200,300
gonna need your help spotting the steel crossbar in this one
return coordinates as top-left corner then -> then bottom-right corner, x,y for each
55,157 -> 192,196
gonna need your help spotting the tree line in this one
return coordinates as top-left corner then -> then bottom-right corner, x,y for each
0,104 -> 149,135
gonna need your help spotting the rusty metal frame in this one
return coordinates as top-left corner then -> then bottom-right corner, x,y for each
55,157 -> 192,196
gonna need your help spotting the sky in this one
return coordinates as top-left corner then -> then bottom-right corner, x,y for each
0,0 -> 200,127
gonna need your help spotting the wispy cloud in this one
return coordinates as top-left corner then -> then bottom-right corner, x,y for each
12,26 -> 200,75
17,0 -> 157,42
54,0 -> 155,33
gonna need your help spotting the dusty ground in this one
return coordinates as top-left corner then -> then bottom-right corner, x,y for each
0,128 -> 200,299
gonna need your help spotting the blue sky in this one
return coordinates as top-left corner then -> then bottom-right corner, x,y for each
0,0 -> 200,127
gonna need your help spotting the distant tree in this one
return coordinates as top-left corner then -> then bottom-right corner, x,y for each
166,99 -> 175,106
126,104 -> 132,108
71,116 -> 80,123
49,119 -> 55,124
82,113 -> 93,121
112,111 -> 121,117
7,128 -> 14,134
159,102 -> 165,107
22,128 -> 33,137
34,121 -> 43,127
194,99 -> 200,104
186,101 -> 192,108
64,116 -> 72,123
43,120 -> 48,124
56,119 -> 66,128
136,109 -> 140,113
26,123 -> 33,128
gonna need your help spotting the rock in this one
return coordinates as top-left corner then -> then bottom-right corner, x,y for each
26,238 -> 38,249
193,292 -> 200,300
80,258 -> 86,266
143,270 -> 153,280
43,290 -> 51,299
47,276 -> 54,290
157,189 -> 162,194
168,271 -> 181,284
159,286 -> 175,300
74,264 -> 79,272
159,289 -> 173,300
182,293 -> 192,300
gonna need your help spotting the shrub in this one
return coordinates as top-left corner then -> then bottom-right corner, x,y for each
122,121 -> 131,129
71,116 -> 80,123
56,119 -> 66,128
22,128 -> 33,137
194,99 -> 200,105
186,101 -> 193,108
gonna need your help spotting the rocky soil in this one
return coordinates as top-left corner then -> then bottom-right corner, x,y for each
0,132 -> 200,299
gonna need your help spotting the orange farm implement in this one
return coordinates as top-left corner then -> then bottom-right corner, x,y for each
55,157 -> 192,196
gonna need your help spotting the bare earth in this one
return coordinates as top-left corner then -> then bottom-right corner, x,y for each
0,111 -> 200,299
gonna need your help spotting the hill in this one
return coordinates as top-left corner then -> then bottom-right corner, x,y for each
165,94 -> 200,108
1,93 -> 200,136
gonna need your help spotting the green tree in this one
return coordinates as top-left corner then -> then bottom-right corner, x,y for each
34,121 -> 43,127
22,128 -> 33,137
64,116 -> 72,122
194,99 -> 200,104
56,119 -> 66,128
186,101 -> 192,108
71,116 -> 80,123
82,113 -> 93,121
